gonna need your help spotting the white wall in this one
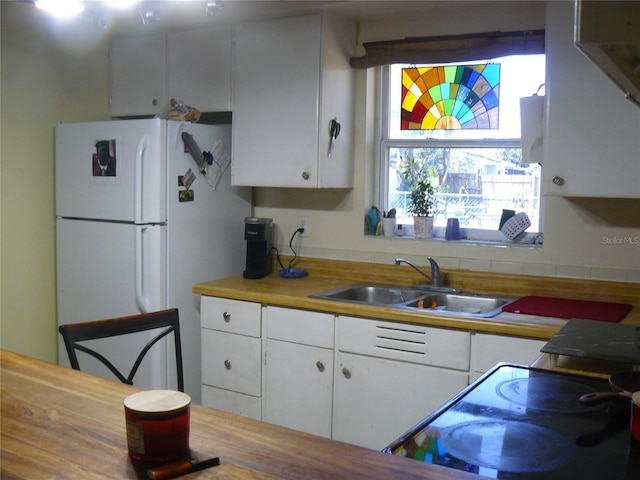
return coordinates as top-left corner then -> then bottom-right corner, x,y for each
1,2 -> 112,361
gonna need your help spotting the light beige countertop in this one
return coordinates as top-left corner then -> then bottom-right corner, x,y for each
193,257 -> 640,342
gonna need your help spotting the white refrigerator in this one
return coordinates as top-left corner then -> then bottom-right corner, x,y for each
55,118 -> 251,402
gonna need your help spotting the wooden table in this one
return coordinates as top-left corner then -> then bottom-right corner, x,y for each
1,350 -> 477,479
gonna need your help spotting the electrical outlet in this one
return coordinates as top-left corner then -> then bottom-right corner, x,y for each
297,216 -> 309,237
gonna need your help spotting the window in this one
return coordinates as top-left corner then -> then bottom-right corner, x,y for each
379,55 -> 545,242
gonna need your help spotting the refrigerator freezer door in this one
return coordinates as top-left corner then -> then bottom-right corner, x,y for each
56,118 -> 166,223
56,218 -> 172,390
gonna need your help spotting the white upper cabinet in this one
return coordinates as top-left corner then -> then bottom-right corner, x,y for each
544,2 -> 640,198
110,26 -> 232,117
110,34 -> 166,117
166,26 -> 232,111
231,13 -> 355,188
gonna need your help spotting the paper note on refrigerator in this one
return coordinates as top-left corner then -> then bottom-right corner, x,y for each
205,140 -> 230,190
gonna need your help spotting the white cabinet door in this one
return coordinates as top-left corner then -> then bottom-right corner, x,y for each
469,332 -> 545,382
332,352 -> 469,450
167,26 -> 232,111
111,26 -> 232,117
264,339 -> 333,437
263,306 -> 334,437
232,14 -> 355,188
544,2 -> 640,198
110,35 -> 166,117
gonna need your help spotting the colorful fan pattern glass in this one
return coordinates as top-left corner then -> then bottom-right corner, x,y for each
401,64 -> 501,130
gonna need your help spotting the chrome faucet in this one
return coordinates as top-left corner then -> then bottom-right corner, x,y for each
395,257 -> 461,293
394,257 -> 442,287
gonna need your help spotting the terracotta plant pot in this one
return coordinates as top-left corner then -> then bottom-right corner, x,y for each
413,216 -> 434,238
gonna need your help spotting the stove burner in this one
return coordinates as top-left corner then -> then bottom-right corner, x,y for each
440,420 -> 574,473
496,377 -> 600,413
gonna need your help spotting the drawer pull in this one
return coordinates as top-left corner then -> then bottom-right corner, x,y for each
224,359 -> 232,370
316,361 -> 325,372
222,312 -> 231,322
342,367 -> 351,379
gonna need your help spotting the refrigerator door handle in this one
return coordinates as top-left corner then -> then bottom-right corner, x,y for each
135,225 -> 151,313
134,133 -> 149,224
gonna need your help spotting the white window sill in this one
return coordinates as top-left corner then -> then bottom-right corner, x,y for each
370,232 -> 543,248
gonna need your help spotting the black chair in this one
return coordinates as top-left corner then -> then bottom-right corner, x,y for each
58,308 -> 184,392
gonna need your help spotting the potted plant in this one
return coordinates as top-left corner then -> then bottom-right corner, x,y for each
401,159 -> 435,238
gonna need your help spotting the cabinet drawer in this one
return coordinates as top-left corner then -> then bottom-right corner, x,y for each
337,316 -> 470,371
201,296 -> 261,337
471,333 -> 545,373
201,329 -> 261,396
266,306 -> 334,348
202,385 -> 261,421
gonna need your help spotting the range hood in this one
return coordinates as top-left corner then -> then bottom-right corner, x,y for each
575,0 -> 640,107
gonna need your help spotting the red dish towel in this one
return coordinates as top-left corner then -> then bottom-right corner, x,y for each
502,296 -> 632,323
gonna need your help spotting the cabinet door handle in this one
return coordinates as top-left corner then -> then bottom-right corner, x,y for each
342,367 -> 351,379
552,175 -> 565,186
316,361 -> 325,372
224,359 -> 232,370
301,171 -> 310,180
222,312 -> 231,322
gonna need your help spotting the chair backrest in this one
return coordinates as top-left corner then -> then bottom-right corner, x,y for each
58,308 -> 184,392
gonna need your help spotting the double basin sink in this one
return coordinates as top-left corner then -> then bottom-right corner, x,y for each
310,283 -> 518,318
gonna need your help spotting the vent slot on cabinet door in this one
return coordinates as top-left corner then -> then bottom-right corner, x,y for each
375,324 -> 427,356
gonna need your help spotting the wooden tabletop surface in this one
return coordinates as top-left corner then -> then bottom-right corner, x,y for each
1,350 -> 478,480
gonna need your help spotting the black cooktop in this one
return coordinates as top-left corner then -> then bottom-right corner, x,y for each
385,364 -> 640,479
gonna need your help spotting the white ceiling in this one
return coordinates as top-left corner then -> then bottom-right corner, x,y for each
35,0 -> 493,36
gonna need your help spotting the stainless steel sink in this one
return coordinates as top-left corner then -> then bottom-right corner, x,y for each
310,283 -> 517,318
309,284 -> 425,306
400,292 -> 513,317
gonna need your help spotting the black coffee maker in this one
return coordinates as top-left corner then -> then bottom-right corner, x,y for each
243,217 -> 273,279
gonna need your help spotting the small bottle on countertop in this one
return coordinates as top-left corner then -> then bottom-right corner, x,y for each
397,224 -> 403,237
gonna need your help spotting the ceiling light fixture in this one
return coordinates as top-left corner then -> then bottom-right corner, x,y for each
103,0 -> 140,9
35,0 -> 84,19
138,4 -> 160,25
206,1 -> 224,16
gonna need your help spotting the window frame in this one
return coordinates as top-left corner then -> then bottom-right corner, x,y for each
376,64 -> 543,243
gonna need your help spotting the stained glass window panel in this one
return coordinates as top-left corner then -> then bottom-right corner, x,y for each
401,64 -> 501,130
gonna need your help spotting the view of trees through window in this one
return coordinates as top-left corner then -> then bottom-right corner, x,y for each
382,55 -> 545,237
389,145 -> 540,230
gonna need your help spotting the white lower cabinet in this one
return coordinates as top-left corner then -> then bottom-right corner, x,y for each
264,339 -> 334,437
200,297 -> 546,449
332,352 -> 469,450
201,297 -> 262,420
332,316 -> 471,450
469,332 -> 546,382
263,307 -> 334,437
